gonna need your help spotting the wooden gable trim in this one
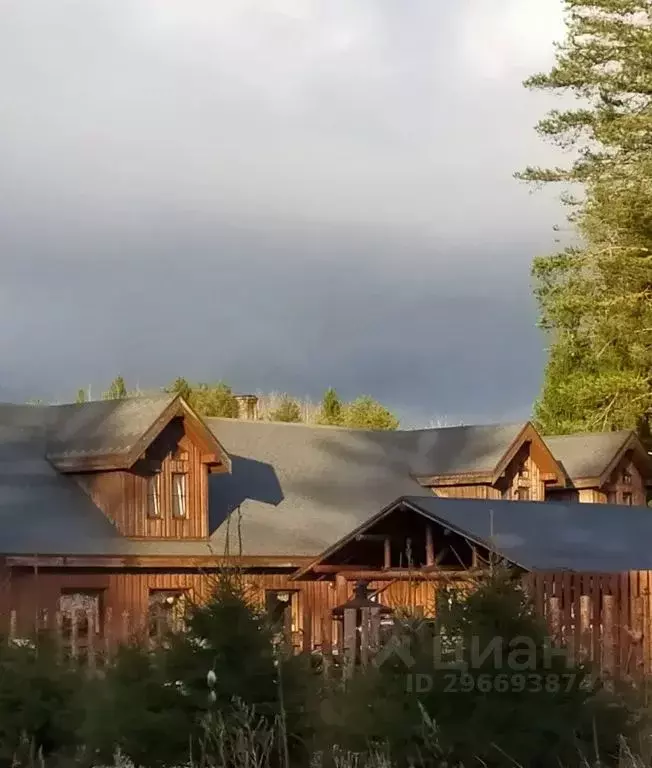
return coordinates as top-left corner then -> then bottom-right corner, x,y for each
291,496 -> 529,581
491,422 -> 566,487
54,396 -> 231,474
594,433 -> 651,489
413,422 -> 567,489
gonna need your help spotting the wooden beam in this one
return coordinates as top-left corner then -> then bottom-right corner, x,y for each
312,564 -> 366,574
384,537 -> 391,569
355,534 -> 388,542
425,525 -> 434,567
340,568 -> 487,581
5,554 -> 313,570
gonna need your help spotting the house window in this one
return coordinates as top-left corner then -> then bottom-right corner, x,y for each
59,590 -> 103,657
623,470 -> 632,485
172,473 -> 187,518
147,473 -> 161,518
623,492 -> 633,506
148,590 -> 187,639
515,487 -> 530,501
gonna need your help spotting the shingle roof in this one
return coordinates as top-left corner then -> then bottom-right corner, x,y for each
402,495 -> 652,572
45,393 -> 176,464
543,431 -> 634,480
206,419 -> 431,557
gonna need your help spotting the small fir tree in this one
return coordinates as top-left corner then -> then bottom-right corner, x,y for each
319,387 -> 343,425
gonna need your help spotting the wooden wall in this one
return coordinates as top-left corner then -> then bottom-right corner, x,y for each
0,567 -> 342,652
72,421 -> 209,538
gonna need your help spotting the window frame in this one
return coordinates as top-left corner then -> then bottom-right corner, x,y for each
146,472 -> 161,519
171,472 -> 188,518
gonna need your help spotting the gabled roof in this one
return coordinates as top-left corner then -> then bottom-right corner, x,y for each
543,431 -> 652,487
411,421 -> 565,486
45,394 -> 230,473
296,494 -> 652,576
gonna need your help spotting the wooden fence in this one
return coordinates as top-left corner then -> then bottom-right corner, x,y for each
4,571 -> 652,680
525,571 -> 652,680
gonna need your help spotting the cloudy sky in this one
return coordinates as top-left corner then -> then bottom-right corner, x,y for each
0,0 -> 568,426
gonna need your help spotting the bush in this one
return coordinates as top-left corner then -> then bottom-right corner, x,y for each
341,396 -> 399,430
0,633 -> 86,766
320,571 -> 636,768
270,396 -> 302,424
82,642 -> 193,768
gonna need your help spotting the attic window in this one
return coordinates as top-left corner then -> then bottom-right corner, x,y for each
172,473 -> 187,518
147,474 -> 161,519
623,470 -> 632,485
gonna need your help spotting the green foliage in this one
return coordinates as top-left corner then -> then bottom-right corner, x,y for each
341,395 -> 400,430
164,576 -> 316,762
83,643 -> 192,768
75,388 -> 86,404
519,0 -> 652,438
166,376 -> 192,402
319,387 -> 343,425
323,571 -> 635,768
270,396 -> 302,423
0,634 -> 86,765
103,376 -> 128,401
189,382 -> 240,418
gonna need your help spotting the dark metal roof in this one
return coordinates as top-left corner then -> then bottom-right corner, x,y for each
401,495 -> 652,572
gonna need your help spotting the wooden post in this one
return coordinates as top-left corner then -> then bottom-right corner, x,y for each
369,606 -> 381,655
548,596 -> 561,645
8,610 -> 16,643
104,607 -> 113,658
87,609 -> 96,672
384,537 -> 391,569
343,607 -> 357,680
302,607 -> 312,653
55,610 -> 63,663
425,525 -> 434,567
70,609 -> 79,661
579,595 -> 591,662
602,595 -> 615,677
360,607 -> 370,667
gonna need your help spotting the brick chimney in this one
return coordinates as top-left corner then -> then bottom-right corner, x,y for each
234,394 -> 258,420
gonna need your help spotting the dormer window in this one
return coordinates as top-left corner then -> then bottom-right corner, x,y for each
147,474 -> 161,519
172,473 -> 187,518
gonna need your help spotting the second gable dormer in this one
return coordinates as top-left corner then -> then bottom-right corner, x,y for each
412,422 -> 567,501
47,394 -> 230,539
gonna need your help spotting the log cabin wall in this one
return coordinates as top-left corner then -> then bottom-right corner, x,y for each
603,455 -> 646,506
1,568 -> 340,652
71,419 -> 209,538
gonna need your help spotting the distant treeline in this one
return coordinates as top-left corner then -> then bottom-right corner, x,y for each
74,376 -> 400,431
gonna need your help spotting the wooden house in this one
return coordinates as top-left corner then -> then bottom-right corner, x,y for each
0,394 -> 650,656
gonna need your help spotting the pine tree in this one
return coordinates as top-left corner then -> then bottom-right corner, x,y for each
518,0 -> 652,439
166,377 -> 192,402
75,388 -> 86,404
319,387 -> 343,425
103,376 -> 128,400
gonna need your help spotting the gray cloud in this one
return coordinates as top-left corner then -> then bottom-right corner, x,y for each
0,0 -> 565,424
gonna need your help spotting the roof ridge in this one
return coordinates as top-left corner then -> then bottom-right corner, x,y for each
51,392 -> 175,408
207,417 -> 524,435
545,429 -> 634,439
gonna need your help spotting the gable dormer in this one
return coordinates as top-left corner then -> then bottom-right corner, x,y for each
47,394 -> 230,538
544,431 -> 651,505
412,422 -> 567,501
